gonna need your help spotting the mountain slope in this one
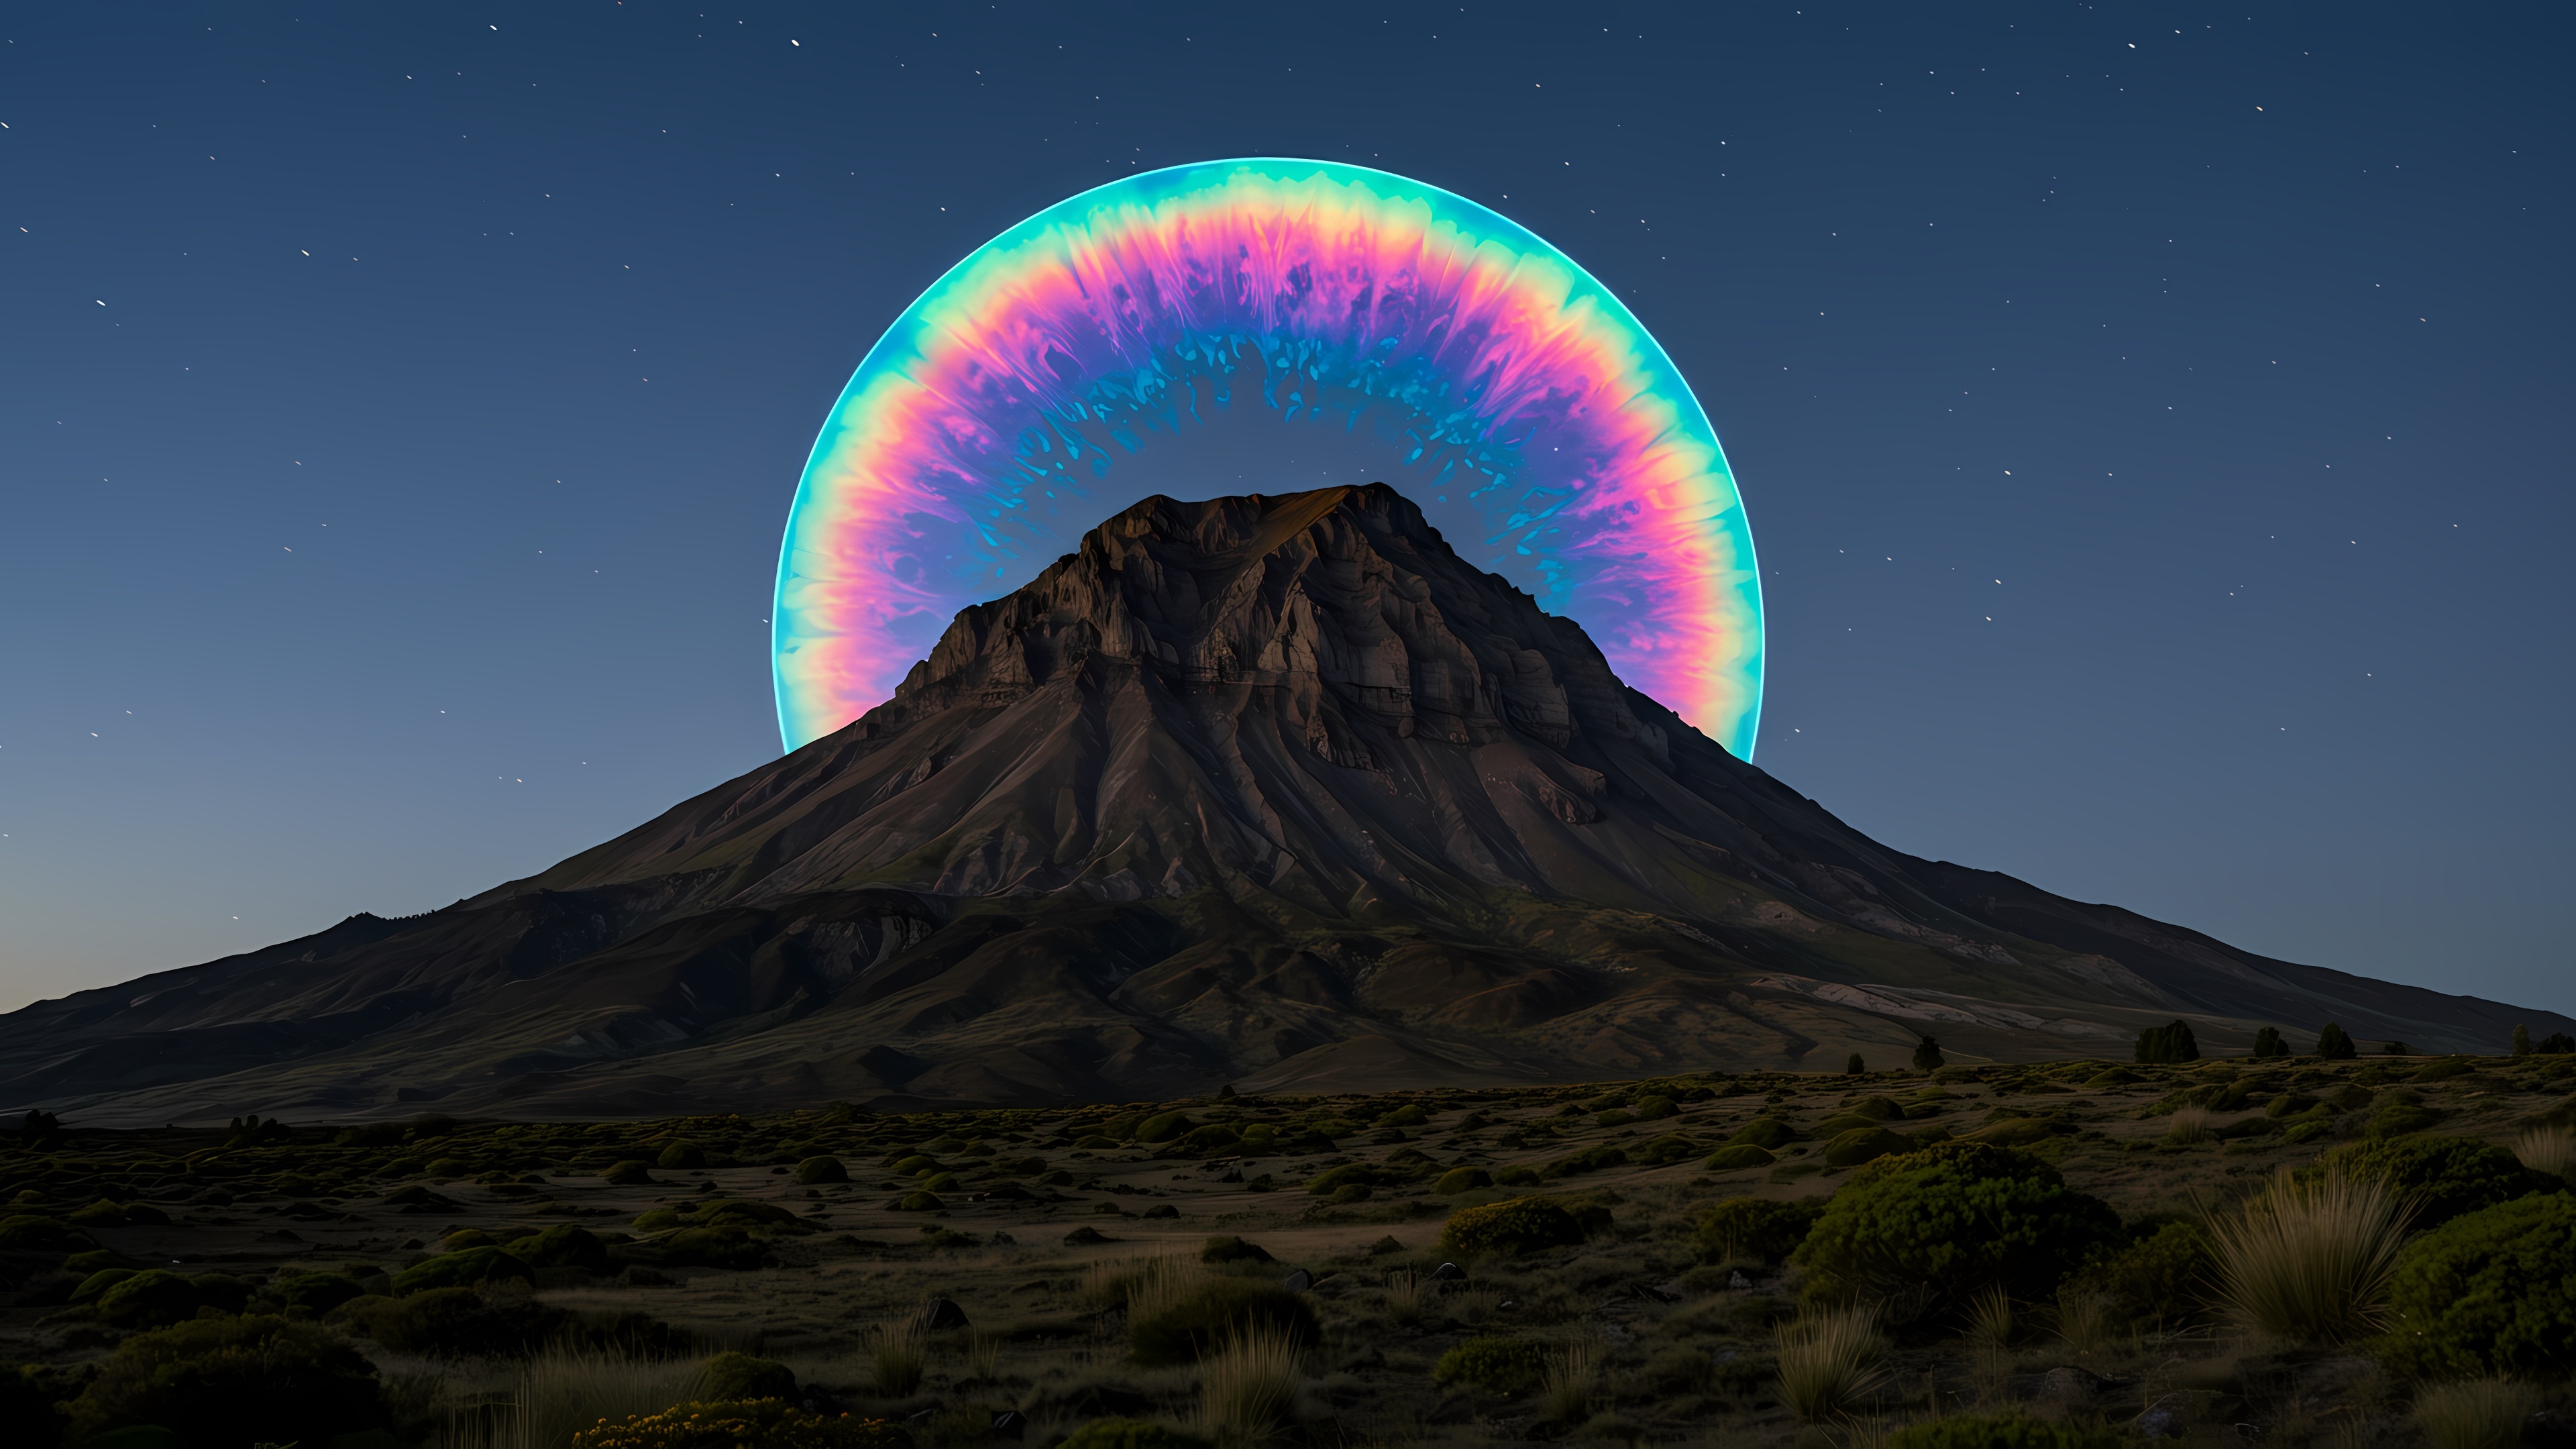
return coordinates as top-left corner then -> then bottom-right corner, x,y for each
4,484 -> 2556,1122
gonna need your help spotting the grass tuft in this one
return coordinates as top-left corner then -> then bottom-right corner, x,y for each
1964,1287 -> 2013,1393
2208,1169 -> 2413,1345
1539,1340 -> 1597,1424
2513,1126 -> 2575,1180
1382,1270 -> 1426,1327
1199,1323 -> 1303,1438
492,1349 -> 708,1449
2414,1378 -> 2539,1449
866,1313 -> 926,1397
2165,1106 -> 2216,1145
1775,1304 -> 1885,1422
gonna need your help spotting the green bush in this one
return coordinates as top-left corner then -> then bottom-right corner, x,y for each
1439,1197 -> 1587,1259
890,1193 -> 943,1214
1729,1118 -> 1802,1150
1704,1144 -> 1776,1172
655,1140 -> 708,1169
2062,1220 -> 2213,1327
2135,1021 -> 2200,1064
1431,1336 -> 1550,1395
1823,1128 -> 1910,1168
95,1271 -> 211,1328
341,1285 -> 568,1356
1057,1419 -> 1214,1449
701,1351 -> 797,1401
72,1267 -> 139,1303
793,1157 -> 849,1185
1126,1278 -> 1318,1366
1133,1112 -> 1195,1144
566,1399 -> 909,1449
664,1227 -> 769,1268
1541,1144 -> 1627,1178
264,1271 -> 368,1315
1694,1197 -> 1823,1265
64,1314 -> 386,1449
1792,1142 -> 2120,1313
1886,1413 -> 2116,1449
507,1223 -> 612,1273
1176,1125 -> 1240,1155
1434,1167 -> 1494,1194
602,1160 -> 655,1185
2316,1134 -> 2542,1228
2370,1097 -> 2445,1137
0,1214 -> 97,1252
2381,1192 -> 2576,1381
392,1244 -> 536,1295
2317,1023 -> 2357,1060
1631,1134 -> 1700,1167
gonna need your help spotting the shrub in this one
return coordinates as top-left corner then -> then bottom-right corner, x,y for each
1792,1143 -> 2119,1314
2317,1023 -> 2358,1059
793,1157 -> 849,1185
1822,1127 -> 1910,1168
64,1314 -> 386,1449
567,1400 -> 910,1449
2316,1134 -> 2540,1228
1541,1144 -> 1627,1178
264,1271 -> 367,1315
1913,1036 -> 1946,1071
2210,1169 -> 2412,1346
1704,1144 -> 1776,1172
1199,1324 -> 1303,1437
664,1227 -> 770,1267
1631,1134 -> 1699,1167
701,1351 -> 796,1401
2135,1020 -> 2200,1064
342,1285 -> 569,1356
1694,1197 -> 1823,1265
1058,1420 -> 1213,1449
2381,1191 -> 2576,1381
2251,1027 -> 2291,1059
2372,1097 -> 2446,1136
392,1244 -> 537,1294
1128,1279 -> 1318,1366
1844,1053 -> 1866,1074
1439,1197 -> 1587,1259
2412,1379 -> 2540,1449
1773,1306 -> 1884,1421
0,1214 -> 97,1252
1433,1167 -> 1493,1193
1432,1336 -> 1550,1395
1729,1117 -> 1802,1150
1134,1112 -> 1195,1144
1886,1413 -> 2117,1449
602,1159 -> 656,1185
2063,1220 -> 2214,1328
656,1140 -> 708,1169
510,1224 -> 612,1272
95,1271 -> 211,1328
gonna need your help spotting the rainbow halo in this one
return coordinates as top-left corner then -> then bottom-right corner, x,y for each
774,158 -> 1762,758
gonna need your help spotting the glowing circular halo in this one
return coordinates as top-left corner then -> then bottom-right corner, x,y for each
773,158 -> 1762,759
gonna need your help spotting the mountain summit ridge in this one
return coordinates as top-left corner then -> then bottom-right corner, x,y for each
3,484 -> 2555,1121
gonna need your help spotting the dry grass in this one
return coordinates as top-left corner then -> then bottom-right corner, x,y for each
1540,1341 -> 1597,1424
1199,1324 -> 1303,1439
488,1349 -> 707,1449
1964,1287 -> 2014,1393
1775,1305 -> 1886,1422
2514,1125 -> 2575,1179
2055,1287 -> 2110,1356
1383,1271 -> 1426,1326
2413,1378 -> 2540,1449
2165,1106 -> 2216,1144
1089,1252 -> 1206,1318
968,1330 -> 1002,1382
2208,1169 -> 2414,1345
1450,1287 -> 1503,1326
866,1314 -> 927,1397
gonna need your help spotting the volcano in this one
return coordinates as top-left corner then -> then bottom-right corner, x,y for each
3,484 -> 2558,1122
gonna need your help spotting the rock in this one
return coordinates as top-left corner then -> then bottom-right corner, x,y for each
1431,1262 -> 1464,1281
919,1297 -> 970,1332
1062,1226 -> 1112,1246
1139,1204 -> 1179,1219
1283,1269 -> 1313,1292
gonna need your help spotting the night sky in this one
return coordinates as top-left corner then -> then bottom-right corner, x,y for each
3,5 -> 2568,1019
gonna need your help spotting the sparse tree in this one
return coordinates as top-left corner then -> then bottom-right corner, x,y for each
2514,1023 -> 2533,1057
1844,1053 -> 1866,1075
2135,1020 -> 2200,1064
2251,1026 -> 2290,1059
2542,1032 -> 2576,1055
2316,1022 -> 2357,1059
2382,1040 -> 2412,1056
1913,1034 -> 1945,1071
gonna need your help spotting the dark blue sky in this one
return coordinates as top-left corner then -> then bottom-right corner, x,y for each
3,4 -> 2567,1018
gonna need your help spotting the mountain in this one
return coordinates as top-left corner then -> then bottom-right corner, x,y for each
4,484 -> 2558,1123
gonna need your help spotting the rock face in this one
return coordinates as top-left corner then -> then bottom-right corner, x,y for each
1,484 -> 2559,1121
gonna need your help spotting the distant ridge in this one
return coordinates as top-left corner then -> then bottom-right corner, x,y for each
4,484 -> 2558,1122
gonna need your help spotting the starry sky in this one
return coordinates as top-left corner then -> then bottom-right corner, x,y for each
3,5 -> 2568,1020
